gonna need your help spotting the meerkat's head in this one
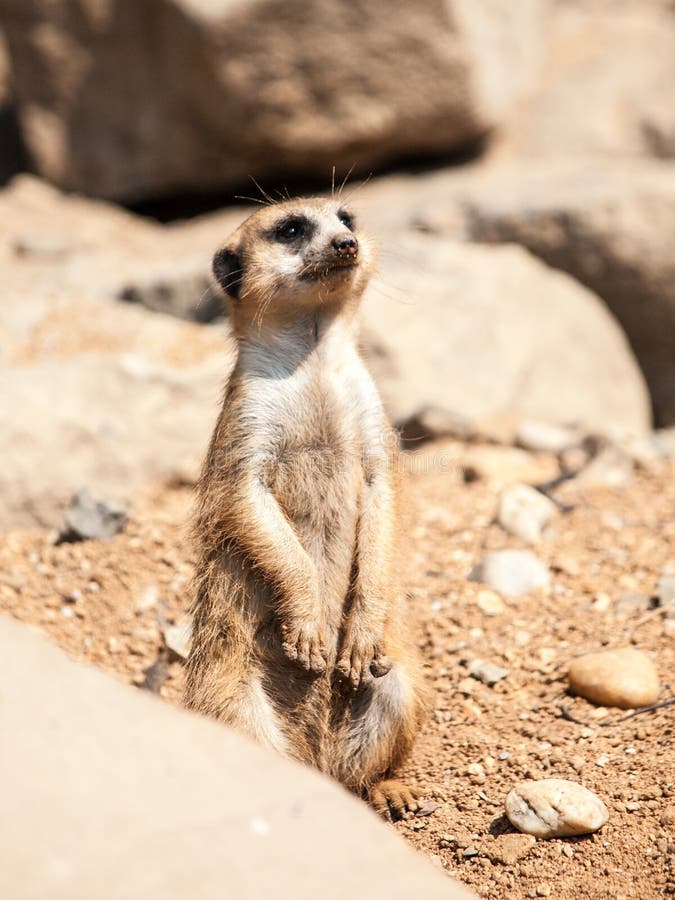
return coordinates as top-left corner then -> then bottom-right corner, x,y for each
212,197 -> 374,329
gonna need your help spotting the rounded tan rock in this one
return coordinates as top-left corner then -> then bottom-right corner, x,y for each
568,648 -> 660,709
505,779 -> 609,839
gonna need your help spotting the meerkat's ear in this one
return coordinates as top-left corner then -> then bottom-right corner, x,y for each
213,246 -> 243,300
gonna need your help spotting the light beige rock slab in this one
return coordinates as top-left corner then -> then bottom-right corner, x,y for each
505,779 -> 609,839
362,236 -> 650,436
568,648 -> 660,709
495,2 -> 675,161
0,290 -> 235,528
467,161 -> 675,425
0,615 -> 473,900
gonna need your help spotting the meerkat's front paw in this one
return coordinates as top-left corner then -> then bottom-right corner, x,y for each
336,633 -> 391,690
280,620 -> 328,676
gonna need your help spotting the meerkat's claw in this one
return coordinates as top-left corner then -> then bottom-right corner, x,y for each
336,639 -> 390,690
369,780 -> 420,820
281,622 -> 327,675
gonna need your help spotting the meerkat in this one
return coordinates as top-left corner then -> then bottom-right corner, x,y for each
184,196 -> 427,817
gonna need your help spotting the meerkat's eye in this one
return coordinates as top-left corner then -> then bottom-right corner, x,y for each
275,216 -> 308,242
337,209 -> 354,231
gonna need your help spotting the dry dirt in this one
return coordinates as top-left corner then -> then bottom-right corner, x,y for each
1,444 -> 673,900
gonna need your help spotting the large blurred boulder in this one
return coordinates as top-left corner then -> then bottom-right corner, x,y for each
2,0 -> 545,202
466,162 -> 675,424
0,615 -> 472,900
0,175 -> 240,320
0,288 -> 235,528
496,1 -> 675,160
362,233 -> 650,435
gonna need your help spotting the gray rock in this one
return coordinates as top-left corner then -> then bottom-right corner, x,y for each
59,489 -> 128,542
468,549 -> 551,597
117,258 -> 221,323
505,779 -> 609,839
4,0 -> 546,202
467,659 -> 509,687
614,592 -> 650,616
657,573 -> 675,608
576,446 -> 634,489
497,484 -> 558,544
162,616 -> 193,661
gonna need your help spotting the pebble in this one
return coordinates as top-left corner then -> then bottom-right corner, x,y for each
415,801 -> 440,818
0,571 -> 26,591
468,550 -> 550,597
577,446 -> 634,488
653,427 -> 675,458
467,658 -> 510,687
505,779 -> 609,838
475,589 -> 505,616
460,445 -> 557,486
516,419 -> 580,454
162,616 -> 193,659
657,573 -> 675,608
487,833 -> 535,865
13,232 -> 74,260
136,584 -> 160,612
614,592 -> 649,616
568,648 -> 660,709
58,488 -> 128,542
497,484 -> 558,544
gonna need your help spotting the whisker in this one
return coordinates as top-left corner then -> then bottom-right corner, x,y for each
248,175 -> 276,206
234,194 -> 267,206
337,163 -> 356,199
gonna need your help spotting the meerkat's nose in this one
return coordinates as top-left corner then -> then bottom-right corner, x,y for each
332,235 -> 359,258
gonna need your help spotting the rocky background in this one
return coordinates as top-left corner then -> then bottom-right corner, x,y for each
0,2 -> 674,899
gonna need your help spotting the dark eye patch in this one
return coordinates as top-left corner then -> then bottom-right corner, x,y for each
337,208 -> 355,231
272,215 -> 314,243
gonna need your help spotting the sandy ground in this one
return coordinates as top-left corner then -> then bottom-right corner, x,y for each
1,444 -> 673,899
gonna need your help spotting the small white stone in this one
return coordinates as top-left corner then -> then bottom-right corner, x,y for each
162,616 -> 193,660
468,549 -> 550,597
505,779 -> 609,838
516,420 -> 581,454
498,483 -> 558,544
475,589 -> 505,616
468,658 -> 509,686
136,584 -> 159,612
